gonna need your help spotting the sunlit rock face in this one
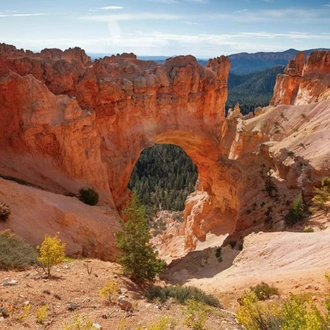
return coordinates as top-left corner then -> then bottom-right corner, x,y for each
0,44 -> 242,253
1,43 -> 329,256
271,50 -> 330,106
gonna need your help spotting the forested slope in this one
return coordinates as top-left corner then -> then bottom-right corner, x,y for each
128,144 -> 198,215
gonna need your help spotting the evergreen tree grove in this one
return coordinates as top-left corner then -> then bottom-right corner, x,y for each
115,194 -> 166,281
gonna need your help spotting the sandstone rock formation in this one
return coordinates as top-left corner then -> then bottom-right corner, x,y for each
0,44 -> 237,254
0,43 -> 330,258
271,51 -> 330,105
0,178 -> 120,260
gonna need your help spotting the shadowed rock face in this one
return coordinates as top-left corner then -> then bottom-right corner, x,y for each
271,50 -> 330,106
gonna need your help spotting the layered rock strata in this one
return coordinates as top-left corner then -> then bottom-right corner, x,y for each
271,51 -> 330,105
1,44 -> 330,256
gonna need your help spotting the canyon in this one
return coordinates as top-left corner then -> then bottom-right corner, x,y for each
0,44 -> 330,259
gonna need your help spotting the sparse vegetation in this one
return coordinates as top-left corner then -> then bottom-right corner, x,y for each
0,202 -> 10,222
263,170 -> 278,197
264,206 -> 273,224
99,280 -> 119,303
237,273 -> 330,330
284,194 -> 305,226
17,303 -> 31,323
287,150 -> 295,158
0,230 -> 38,270
144,285 -> 221,308
36,304 -> 48,324
115,194 -> 166,282
215,247 -> 223,262
312,177 -> 330,211
182,298 -> 210,330
78,188 -> 99,206
303,227 -> 314,233
139,315 -> 177,330
250,282 -> 279,301
37,233 -> 66,278
63,315 -> 95,330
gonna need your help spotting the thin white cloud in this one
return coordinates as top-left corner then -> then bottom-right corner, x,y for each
0,13 -> 51,17
81,13 -> 182,21
235,9 -> 248,13
6,30 -> 330,57
184,21 -> 200,25
211,7 -> 330,23
98,6 -> 124,10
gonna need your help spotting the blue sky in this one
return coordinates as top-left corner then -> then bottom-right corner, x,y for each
0,0 -> 329,57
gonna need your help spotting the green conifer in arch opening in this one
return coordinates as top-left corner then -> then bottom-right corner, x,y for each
115,194 -> 166,281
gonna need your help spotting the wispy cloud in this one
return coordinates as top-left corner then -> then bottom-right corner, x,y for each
7,29 -> 330,56
184,21 -> 200,25
0,13 -> 51,17
210,8 -> 330,23
81,13 -> 182,21
98,6 -> 124,10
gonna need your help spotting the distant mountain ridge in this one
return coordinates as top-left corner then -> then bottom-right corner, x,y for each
89,48 -> 329,75
228,48 -> 329,74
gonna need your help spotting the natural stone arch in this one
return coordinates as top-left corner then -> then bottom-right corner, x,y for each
85,54 -> 240,249
0,46 -> 241,251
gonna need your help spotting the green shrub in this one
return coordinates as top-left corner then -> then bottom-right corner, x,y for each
78,188 -> 99,206
0,202 -> 10,222
0,230 -> 38,270
264,170 -> 278,197
237,289 -> 330,330
144,285 -> 221,308
281,294 -> 330,330
312,177 -> 330,211
250,282 -> 279,301
116,194 -> 166,282
215,247 -> 223,262
237,291 -> 282,330
285,194 -> 305,226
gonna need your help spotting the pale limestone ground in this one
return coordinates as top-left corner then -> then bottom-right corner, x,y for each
164,221 -> 330,311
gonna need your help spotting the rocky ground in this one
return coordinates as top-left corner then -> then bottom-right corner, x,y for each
1,209 -> 330,329
0,259 -> 242,330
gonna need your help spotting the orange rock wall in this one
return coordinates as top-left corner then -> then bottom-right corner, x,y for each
271,51 -> 330,105
1,43 -> 329,256
0,44 -> 243,252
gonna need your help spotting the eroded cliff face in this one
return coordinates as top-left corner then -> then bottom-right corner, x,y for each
1,43 -> 330,257
271,51 -> 330,105
0,43 -> 240,254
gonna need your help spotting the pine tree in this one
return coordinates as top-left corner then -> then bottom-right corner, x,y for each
115,194 -> 166,281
